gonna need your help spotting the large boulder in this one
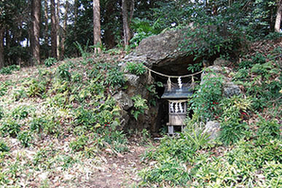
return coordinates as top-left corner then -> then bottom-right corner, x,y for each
124,28 -> 198,75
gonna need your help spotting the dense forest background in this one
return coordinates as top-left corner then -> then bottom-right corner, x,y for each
1,0 -> 282,69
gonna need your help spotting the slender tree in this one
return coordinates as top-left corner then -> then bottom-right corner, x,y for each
129,0 -> 135,26
73,0 -> 79,56
56,0 -> 60,59
44,0 -> 49,47
122,0 -> 130,47
51,0 -> 57,58
0,28 -> 4,69
93,0 -> 101,53
61,0 -> 69,59
275,0 -> 282,32
31,0 -> 41,65
104,1 -> 115,49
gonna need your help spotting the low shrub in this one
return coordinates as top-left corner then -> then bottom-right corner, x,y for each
69,135 -> 89,152
11,106 -> 30,120
256,118 -> 281,144
17,130 -> 33,147
57,63 -> 71,81
105,67 -> 125,88
0,140 -> 10,152
0,119 -> 21,138
125,62 -> 146,75
44,57 -> 57,67
24,79 -> 46,97
0,65 -> 20,75
189,73 -> 224,122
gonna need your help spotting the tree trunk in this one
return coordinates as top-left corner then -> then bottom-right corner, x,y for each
51,0 -> 57,58
56,0 -> 60,59
31,0 -> 41,65
93,0 -> 101,53
122,0 -> 130,48
44,0 -> 49,58
61,0 -> 68,59
104,2 -> 115,49
0,27 -> 4,69
74,0 -> 79,56
5,29 -> 11,65
129,0 -> 135,26
275,0 -> 282,32
44,0 -> 49,45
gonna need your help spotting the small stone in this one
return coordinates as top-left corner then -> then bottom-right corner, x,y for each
105,148 -> 113,154
38,172 -> 49,180
203,121 -> 221,140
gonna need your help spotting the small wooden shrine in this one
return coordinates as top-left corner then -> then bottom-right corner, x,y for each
161,79 -> 193,135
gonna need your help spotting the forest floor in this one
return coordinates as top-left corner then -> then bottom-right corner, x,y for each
80,142 -> 148,188
0,54 -> 160,188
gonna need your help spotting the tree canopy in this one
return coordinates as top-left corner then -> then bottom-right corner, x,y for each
0,0 -> 281,68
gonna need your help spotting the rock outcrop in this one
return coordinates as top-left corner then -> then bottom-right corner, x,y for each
124,28 -> 198,75
201,64 -> 241,97
114,73 -> 159,132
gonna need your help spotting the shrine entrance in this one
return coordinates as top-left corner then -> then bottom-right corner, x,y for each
144,66 -> 202,135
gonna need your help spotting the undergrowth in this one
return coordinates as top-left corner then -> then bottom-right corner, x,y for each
0,56 -> 136,186
139,45 -> 282,187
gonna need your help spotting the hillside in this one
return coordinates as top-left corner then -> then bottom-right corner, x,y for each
0,54 -> 151,187
0,39 -> 281,187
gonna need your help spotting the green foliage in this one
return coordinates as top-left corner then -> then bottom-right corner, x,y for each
217,96 -> 252,145
0,119 -> 21,138
24,79 -> 46,98
130,18 -> 161,48
238,60 -> 254,69
11,106 -> 30,120
256,118 -> 281,144
146,83 -> 160,106
103,128 -> 128,153
131,95 -> 148,120
57,63 -> 71,81
125,62 -> 146,75
189,73 -> 223,122
44,57 -> 57,67
233,68 -> 249,80
43,118 -> 61,136
252,52 -> 266,64
74,107 -> 98,130
139,158 -> 191,187
219,121 -> 249,145
105,67 -> 125,88
0,65 -> 20,75
12,88 -> 27,101
0,107 -> 4,120
29,117 -> 47,134
32,146 -> 57,169
0,82 -> 10,97
221,95 -> 252,119
251,62 -> 273,79
0,140 -> 10,152
69,135 -> 89,152
139,128 -> 210,187
263,161 -> 282,187
184,128 -> 210,150
140,135 -> 282,187
74,41 -> 91,60
187,62 -> 203,73
17,130 -> 33,147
